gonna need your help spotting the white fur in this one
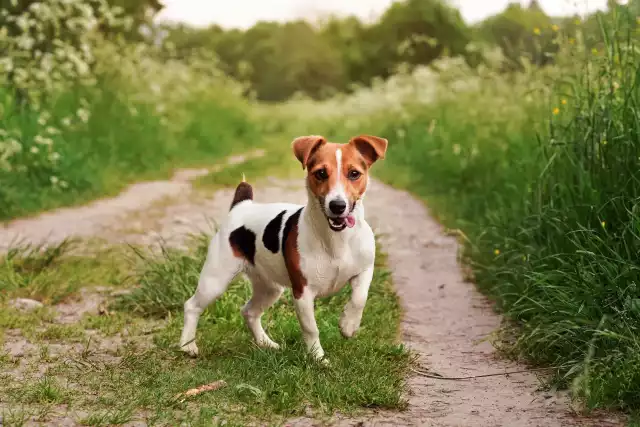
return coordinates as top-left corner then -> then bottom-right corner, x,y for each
324,148 -> 348,214
179,181 -> 376,363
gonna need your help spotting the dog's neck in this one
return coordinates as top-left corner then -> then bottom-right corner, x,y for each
302,186 -> 365,255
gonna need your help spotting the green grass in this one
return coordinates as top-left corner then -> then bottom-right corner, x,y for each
0,239 -> 130,304
194,136 -> 300,191
309,10 -> 640,412
0,75 -> 259,221
0,215 -> 408,425
109,233 -> 410,422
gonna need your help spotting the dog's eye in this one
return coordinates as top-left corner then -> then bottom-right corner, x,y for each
348,170 -> 362,181
314,169 -> 328,181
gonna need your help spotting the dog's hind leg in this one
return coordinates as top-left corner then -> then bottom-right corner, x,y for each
242,276 -> 283,349
180,230 -> 242,357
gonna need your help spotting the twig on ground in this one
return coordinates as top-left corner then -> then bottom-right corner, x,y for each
173,380 -> 227,403
410,366 -> 559,381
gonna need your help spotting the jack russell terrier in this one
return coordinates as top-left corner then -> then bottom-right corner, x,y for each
179,134 -> 388,362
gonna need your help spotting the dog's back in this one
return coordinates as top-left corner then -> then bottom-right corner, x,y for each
224,180 -> 303,285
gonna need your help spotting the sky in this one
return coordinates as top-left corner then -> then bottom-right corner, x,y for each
156,0 -> 610,29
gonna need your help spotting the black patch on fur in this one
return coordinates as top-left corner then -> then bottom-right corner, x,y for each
229,226 -> 256,265
263,210 -> 286,253
230,182 -> 253,210
282,208 -> 303,256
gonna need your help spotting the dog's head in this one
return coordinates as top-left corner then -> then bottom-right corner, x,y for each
292,134 -> 388,232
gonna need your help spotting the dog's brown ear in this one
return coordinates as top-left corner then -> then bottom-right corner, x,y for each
292,135 -> 326,170
349,135 -> 388,166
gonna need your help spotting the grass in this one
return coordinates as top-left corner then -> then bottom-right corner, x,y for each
109,233 -> 410,422
300,8 -> 640,413
0,154 -> 409,425
0,75 -> 259,221
0,239 -> 130,304
194,135 -> 301,191
0,234 -> 409,425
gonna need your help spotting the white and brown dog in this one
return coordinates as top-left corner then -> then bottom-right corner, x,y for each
179,134 -> 388,362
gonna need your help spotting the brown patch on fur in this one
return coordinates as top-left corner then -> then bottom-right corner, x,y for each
230,181 -> 253,210
292,135 -> 326,170
306,143 -> 340,201
282,208 -> 306,299
349,135 -> 388,166
339,143 -> 370,203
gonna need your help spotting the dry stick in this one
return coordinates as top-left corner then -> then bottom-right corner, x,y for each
410,366 -> 561,381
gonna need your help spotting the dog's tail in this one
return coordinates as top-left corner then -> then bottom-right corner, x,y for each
230,174 -> 253,211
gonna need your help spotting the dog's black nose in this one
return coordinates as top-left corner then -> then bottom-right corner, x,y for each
329,199 -> 347,215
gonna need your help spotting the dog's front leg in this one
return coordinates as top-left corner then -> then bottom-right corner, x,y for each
340,265 -> 374,338
293,290 -> 326,362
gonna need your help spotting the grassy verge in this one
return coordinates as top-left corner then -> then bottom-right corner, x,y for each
0,240 -> 130,304
0,235 -> 409,425
0,78 -> 260,221
301,12 -> 640,413
111,234 -> 408,423
194,135 -> 301,191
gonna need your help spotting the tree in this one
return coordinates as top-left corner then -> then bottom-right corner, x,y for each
477,2 -> 557,70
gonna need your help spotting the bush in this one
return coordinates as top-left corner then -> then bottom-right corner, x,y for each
0,0 -> 258,219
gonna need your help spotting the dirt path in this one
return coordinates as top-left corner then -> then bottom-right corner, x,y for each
0,154 -> 623,427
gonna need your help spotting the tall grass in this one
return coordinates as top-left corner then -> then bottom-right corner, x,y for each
379,12 -> 640,410
276,7 -> 640,412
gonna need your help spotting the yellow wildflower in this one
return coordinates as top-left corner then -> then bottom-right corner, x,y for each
561,99 -> 567,105
533,27 -> 541,35
553,107 -> 560,115
552,24 -> 559,32
494,249 -> 500,256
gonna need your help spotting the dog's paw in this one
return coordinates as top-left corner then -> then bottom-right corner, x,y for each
339,314 -> 361,339
257,337 -> 280,350
180,341 -> 199,357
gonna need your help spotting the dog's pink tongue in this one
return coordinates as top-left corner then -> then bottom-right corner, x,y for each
346,214 -> 356,228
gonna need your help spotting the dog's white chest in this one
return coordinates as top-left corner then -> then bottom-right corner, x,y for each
300,236 -> 373,298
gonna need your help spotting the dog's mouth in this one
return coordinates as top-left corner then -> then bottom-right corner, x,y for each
327,214 -> 356,232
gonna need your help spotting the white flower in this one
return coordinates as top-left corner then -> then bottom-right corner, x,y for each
34,135 -> 53,146
30,146 -> 39,154
50,176 -> 59,185
77,108 -> 90,123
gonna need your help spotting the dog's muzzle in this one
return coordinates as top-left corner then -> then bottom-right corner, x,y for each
325,199 -> 356,232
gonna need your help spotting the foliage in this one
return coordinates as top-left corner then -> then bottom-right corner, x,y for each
164,0 -> 473,101
269,0 -> 640,412
0,0 -> 258,219
476,1 -> 559,69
